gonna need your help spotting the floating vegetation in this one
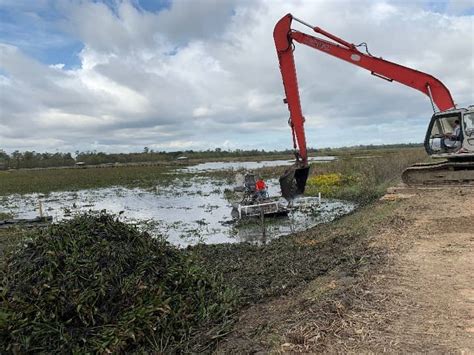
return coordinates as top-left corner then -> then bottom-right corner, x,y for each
0,212 -> 13,220
0,183 -> 355,246
223,188 -> 240,202
1,213 -> 237,353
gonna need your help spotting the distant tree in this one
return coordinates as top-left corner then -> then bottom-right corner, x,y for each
0,149 -> 9,161
11,150 -> 21,169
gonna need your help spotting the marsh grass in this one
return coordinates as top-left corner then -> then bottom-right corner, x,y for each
304,148 -> 426,203
221,147 -> 426,204
0,147 -> 426,201
0,165 -> 176,195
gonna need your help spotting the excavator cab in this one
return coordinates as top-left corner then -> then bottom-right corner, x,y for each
425,108 -> 474,158
464,111 -> 474,146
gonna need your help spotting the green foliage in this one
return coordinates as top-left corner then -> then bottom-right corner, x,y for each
1,213 -> 237,353
305,148 -> 427,204
0,147 -> 427,201
306,173 -> 354,195
1,150 -> 75,169
75,148 -> 293,165
0,165 -> 172,195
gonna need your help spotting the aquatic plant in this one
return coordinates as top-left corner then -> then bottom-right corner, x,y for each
0,212 -> 13,220
1,213 -> 237,353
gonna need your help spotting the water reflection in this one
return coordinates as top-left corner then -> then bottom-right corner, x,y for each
182,156 -> 335,173
0,176 -> 354,246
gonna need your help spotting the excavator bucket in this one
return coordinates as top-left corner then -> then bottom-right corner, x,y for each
279,165 -> 310,200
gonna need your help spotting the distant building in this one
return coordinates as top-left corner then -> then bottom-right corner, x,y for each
75,162 -> 86,168
0,162 -> 7,171
176,156 -> 188,160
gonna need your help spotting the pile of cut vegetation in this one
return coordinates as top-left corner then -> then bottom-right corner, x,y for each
1,213 -> 236,353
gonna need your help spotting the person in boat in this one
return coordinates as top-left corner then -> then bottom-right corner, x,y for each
254,177 -> 268,200
441,119 -> 462,152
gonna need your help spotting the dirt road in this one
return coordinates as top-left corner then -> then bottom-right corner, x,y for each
362,186 -> 474,352
217,187 -> 474,352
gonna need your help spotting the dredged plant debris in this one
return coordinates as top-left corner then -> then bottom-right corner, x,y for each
1,212 -> 237,353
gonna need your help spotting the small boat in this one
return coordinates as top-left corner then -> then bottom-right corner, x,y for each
231,198 -> 289,219
231,173 -> 290,219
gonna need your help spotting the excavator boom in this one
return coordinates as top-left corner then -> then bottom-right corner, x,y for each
274,13 -> 469,198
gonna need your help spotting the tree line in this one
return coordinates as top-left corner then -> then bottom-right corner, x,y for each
0,150 -> 75,169
0,143 -> 422,170
0,148 -> 292,169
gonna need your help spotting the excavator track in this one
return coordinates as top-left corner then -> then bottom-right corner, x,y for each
402,160 -> 474,186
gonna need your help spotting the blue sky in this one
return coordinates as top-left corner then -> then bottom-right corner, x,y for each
0,0 -> 473,153
424,0 -> 474,14
0,0 -> 173,69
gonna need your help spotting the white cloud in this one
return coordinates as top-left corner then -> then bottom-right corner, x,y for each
193,106 -> 211,117
0,0 -> 472,153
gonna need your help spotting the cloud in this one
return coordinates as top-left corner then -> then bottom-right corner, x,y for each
0,0 -> 472,153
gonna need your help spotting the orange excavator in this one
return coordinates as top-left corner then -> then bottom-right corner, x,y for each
274,14 -> 474,199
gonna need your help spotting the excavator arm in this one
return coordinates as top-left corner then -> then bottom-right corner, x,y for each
274,13 -> 456,199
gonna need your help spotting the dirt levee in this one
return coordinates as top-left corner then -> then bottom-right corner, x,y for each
367,187 -> 474,352
217,187 -> 474,352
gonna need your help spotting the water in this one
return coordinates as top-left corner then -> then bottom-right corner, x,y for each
182,156 -> 335,172
0,175 -> 355,247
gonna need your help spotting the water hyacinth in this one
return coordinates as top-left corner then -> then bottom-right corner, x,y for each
1,212 -> 237,353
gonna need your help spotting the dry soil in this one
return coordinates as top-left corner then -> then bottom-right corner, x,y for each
217,186 -> 474,353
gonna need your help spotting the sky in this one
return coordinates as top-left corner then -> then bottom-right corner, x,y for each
0,0 -> 473,153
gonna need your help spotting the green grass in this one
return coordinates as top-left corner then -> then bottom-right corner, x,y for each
0,165 -> 174,195
246,147 -> 427,204
305,147 -> 427,204
0,228 -> 24,265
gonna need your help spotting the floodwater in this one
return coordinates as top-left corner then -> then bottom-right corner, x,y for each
182,156 -> 335,172
0,175 -> 355,247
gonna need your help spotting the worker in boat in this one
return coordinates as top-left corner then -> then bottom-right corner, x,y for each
441,119 -> 462,152
254,177 -> 268,200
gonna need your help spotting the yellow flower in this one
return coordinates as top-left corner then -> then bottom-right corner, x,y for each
307,173 -> 342,187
